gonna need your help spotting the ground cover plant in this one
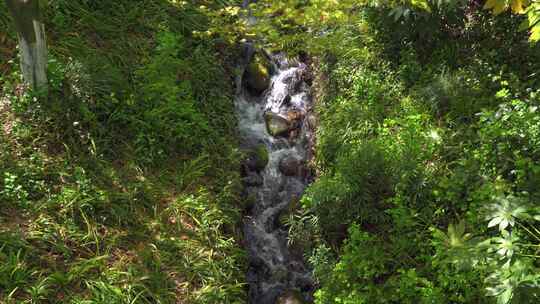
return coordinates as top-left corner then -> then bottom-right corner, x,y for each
1,1 -> 247,303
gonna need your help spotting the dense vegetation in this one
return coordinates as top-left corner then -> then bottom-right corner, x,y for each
2,0 -> 540,304
1,1 -> 246,303
251,1 -> 540,303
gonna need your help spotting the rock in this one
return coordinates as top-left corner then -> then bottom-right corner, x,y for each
292,80 -> 304,95
243,172 -> 263,187
261,48 -> 278,74
282,74 -> 294,85
286,109 -> 303,122
288,129 -> 300,141
306,112 -> 317,129
244,53 -> 271,94
240,42 -> 255,65
298,50 -> 309,63
241,190 -> 258,211
286,110 -> 303,131
254,144 -> 269,171
282,95 -> 291,106
270,266 -> 289,282
243,144 -> 269,172
276,290 -> 305,304
278,156 -> 302,176
265,112 -> 290,137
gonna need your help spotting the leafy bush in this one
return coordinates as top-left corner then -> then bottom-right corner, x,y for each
292,4 -> 540,302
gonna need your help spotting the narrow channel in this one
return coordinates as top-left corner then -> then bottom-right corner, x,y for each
236,49 -> 316,304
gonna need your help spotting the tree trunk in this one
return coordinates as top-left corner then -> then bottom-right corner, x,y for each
5,0 -> 47,91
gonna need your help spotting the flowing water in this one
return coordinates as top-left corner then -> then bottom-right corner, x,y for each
236,52 -> 315,303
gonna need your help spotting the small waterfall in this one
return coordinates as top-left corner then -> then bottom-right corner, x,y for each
236,53 -> 315,304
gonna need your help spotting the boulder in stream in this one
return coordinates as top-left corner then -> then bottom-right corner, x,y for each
286,109 -> 304,132
278,155 -> 303,176
244,53 -> 271,94
243,144 -> 269,172
286,109 -> 303,122
243,172 -> 263,187
265,112 -> 291,137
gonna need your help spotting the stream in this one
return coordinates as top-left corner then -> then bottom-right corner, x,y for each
236,49 -> 315,304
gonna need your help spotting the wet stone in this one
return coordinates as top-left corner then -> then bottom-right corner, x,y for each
243,172 -> 263,187
243,144 -> 269,173
244,53 -> 272,94
265,111 -> 291,137
270,266 -> 289,282
282,95 -> 292,106
279,156 -> 303,176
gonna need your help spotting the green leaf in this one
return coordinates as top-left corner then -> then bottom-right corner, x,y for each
500,219 -> 509,231
489,217 -> 503,228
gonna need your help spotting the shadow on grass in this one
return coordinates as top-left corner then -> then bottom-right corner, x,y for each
0,1 -> 246,303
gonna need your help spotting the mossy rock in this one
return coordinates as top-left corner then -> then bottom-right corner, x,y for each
244,144 -> 269,172
270,266 -> 288,282
265,112 -> 290,137
253,144 -> 269,171
244,53 -> 271,94
242,191 -> 258,211
278,155 -> 302,176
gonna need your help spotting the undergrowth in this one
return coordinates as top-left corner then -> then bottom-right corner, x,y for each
0,0 -> 246,303
284,4 -> 540,304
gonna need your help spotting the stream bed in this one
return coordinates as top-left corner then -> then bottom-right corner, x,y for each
236,51 -> 316,304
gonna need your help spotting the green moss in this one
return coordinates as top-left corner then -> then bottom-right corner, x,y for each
254,144 -> 269,171
264,111 -> 290,136
243,191 -> 258,210
245,53 -> 271,93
